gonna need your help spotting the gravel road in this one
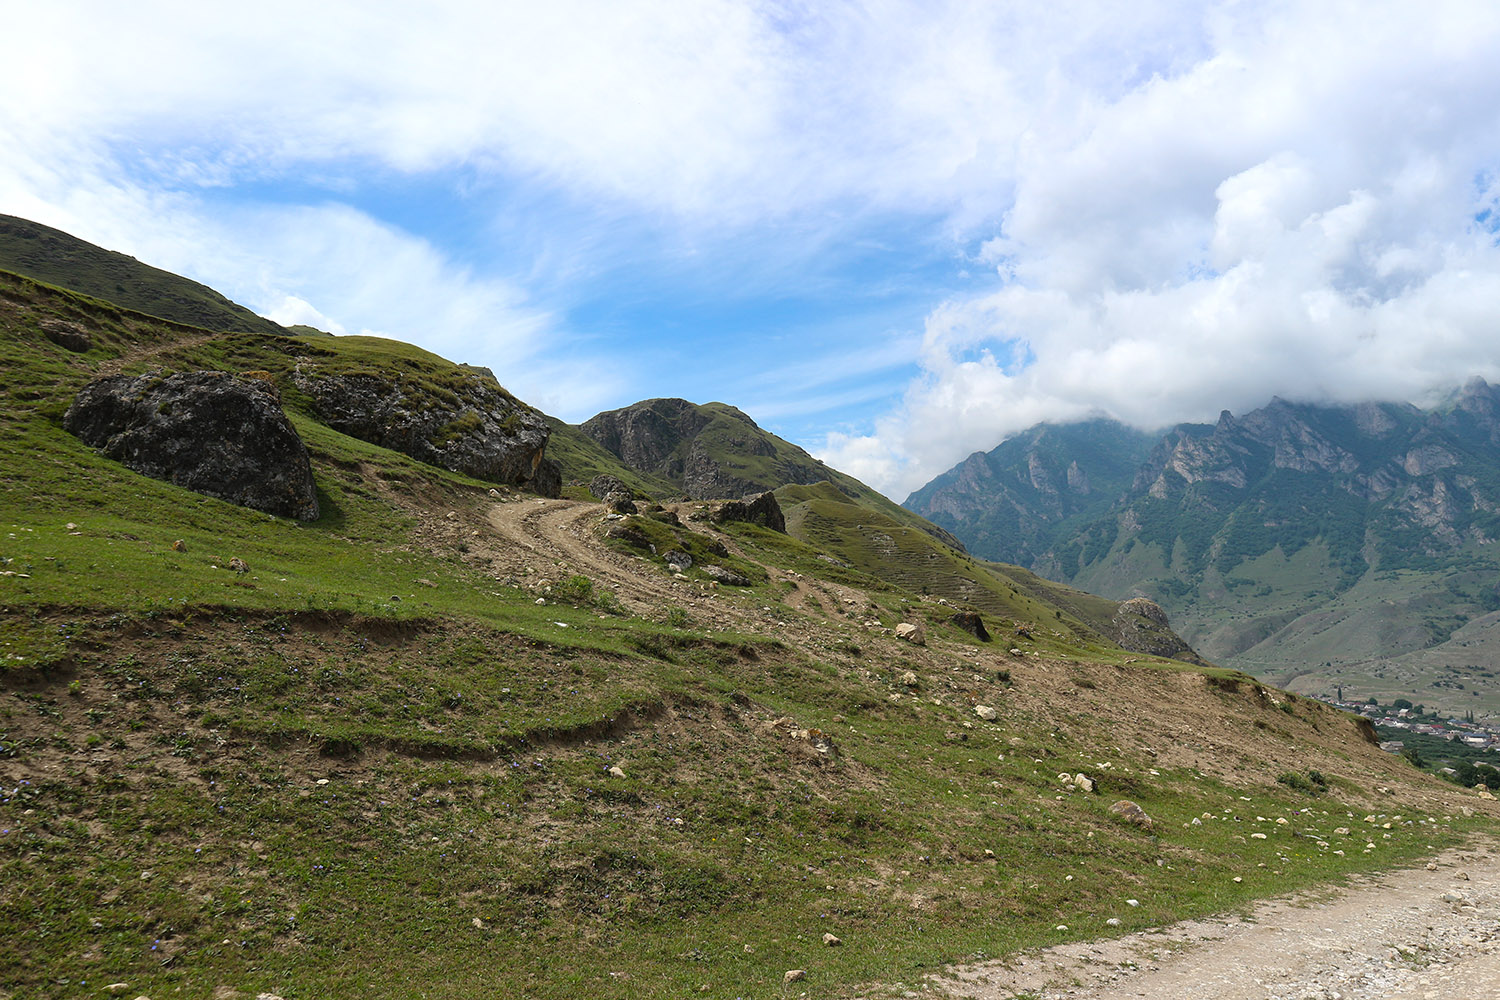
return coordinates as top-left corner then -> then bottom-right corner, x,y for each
937,841 -> 1500,1000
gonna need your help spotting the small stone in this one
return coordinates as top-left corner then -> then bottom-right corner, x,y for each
472,917 -> 487,929
1126,899 -> 1139,906
535,597 -> 546,605
171,539 -> 186,552
1233,876 -> 1243,883
228,556 -> 249,573
105,986 -> 130,996
975,705 -> 998,721
1106,917 -> 1121,926
608,766 -> 626,778
900,670 -> 919,687
894,622 -> 926,645
783,969 -> 806,984
1056,924 -> 1068,931
822,932 -> 841,946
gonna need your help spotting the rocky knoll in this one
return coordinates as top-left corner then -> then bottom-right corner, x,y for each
1111,597 -> 1205,664
64,371 -> 319,519
294,363 -> 560,496
581,398 -> 833,500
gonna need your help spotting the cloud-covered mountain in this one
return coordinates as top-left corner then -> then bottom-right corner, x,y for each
906,381 -> 1500,714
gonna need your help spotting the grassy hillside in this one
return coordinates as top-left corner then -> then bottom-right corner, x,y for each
0,215 -> 288,337
3,269 -> 1496,999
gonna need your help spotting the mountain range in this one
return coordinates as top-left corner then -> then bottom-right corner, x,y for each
906,388 -> 1500,715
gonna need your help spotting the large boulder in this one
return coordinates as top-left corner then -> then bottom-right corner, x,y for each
64,371 -> 319,520
589,474 -> 630,500
711,491 -> 786,532
950,610 -> 991,641
293,364 -> 560,496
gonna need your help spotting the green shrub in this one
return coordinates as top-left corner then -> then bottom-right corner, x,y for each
553,574 -> 595,605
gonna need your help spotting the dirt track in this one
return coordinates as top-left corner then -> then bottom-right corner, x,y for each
935,841 -> 1500,1000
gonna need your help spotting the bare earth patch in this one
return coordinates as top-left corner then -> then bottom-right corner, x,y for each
934,840 -> 1500,1000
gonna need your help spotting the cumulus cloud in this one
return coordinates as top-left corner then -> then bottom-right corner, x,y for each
820,1 -> 1500,499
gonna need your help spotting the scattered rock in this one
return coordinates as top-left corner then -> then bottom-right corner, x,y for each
900,670 -> 919,687
783,970 -> 806,985
65,371 -> 320,519
951,610 -> 991,641
894,622 -> 926,645
227,557 -> 249,574
607,765 -> 626,778
171,539 -> 187,552
1075,773 -> 1095,793
822,932 -> 841,946
975,705 -> 998,721
104,986 -> 131,995
702,564 -> 751,586
664,550 -> 693,571
1108,799 -> 1154,831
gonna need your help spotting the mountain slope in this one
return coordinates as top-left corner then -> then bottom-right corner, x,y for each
907,419 -> 1156,566
908,388 -> 1500,713
0,214 -> 288,336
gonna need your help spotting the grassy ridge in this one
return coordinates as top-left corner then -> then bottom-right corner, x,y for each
0,215 -> 287,337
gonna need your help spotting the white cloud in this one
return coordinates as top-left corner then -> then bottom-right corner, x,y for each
821,2 -> 1500,499
7,1 -> 1500,501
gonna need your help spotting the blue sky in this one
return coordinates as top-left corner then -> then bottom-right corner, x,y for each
6,2 -> 1500,499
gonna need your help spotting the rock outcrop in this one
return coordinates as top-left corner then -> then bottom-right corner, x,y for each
64,371 -> 319,519
1111,597 -> 1205,664
711,491 -> 787,532
293,363 -> 560,496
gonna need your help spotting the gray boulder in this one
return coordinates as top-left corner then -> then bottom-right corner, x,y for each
603,491 -> 638,514
711,491 -> 786,532
64,371 -> 319,520
293,364 -> 560,496
42,318 -> 91,353
589,474 -> 630,500
702,564 -> 751,586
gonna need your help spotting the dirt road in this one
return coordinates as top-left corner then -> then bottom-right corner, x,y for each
936,842 -> 1500,1000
